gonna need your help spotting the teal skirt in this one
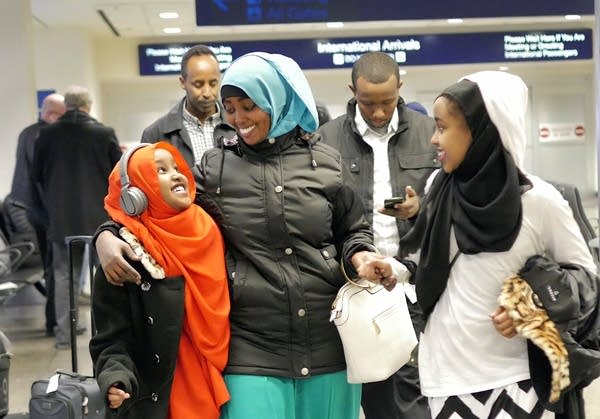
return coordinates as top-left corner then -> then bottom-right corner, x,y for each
220,370 -> 361,419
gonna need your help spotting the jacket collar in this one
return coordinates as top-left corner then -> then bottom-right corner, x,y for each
239,128 -> 299,158
59,109 -> 96,124
354,104 -> 399,138
164,97 -> 233,134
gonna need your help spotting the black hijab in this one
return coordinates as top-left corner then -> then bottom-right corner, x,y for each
400,79 -> 530,319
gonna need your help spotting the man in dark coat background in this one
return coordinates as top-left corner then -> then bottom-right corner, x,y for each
141,44 -> 235,167
319,52 -> 437,419
9,93 -> 65,336
32,85 -> 122,349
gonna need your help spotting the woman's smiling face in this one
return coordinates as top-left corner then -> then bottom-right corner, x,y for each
223,96 -> 271,145
431,95 -> 473,173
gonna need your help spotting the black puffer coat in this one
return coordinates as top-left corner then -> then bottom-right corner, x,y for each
197,128 -> 374,378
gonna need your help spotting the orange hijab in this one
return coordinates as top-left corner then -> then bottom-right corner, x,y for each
104,142 -> 230,419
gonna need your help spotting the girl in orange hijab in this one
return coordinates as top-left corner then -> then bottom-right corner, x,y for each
90,141 -> 230,419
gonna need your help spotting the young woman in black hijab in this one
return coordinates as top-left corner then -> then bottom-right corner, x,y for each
398,71 -> 597,418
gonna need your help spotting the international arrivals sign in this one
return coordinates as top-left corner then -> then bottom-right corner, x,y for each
138,29 -> 592,76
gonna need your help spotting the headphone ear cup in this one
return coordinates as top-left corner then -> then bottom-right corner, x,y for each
120,186 -> 148,216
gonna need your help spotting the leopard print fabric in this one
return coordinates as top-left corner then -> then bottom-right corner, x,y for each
498,274 -> 570,403
119,227 -> 165,280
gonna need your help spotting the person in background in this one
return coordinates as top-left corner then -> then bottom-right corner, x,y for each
399,71 -> 599,418
94,52 -> 397,419
318,51 -> 437,419
406,101 -> 429,116
316,99 -> 332,127
90,142 -> 230,418
32,85 -> 121,349
9,93 -> 65,337
141,44 -> 236,167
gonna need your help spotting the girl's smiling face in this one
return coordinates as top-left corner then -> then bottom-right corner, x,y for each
431,95 -> 473,173
155,148 -> 191,211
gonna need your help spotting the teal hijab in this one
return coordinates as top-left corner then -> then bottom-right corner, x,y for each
221,52 -> 319,138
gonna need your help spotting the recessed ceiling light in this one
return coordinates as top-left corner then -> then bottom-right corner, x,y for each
447,18 -> 463,24
564,15 -> 581,20
400,70 -> 407,76
159,12 -> 179,19
163,27 -> 181,34
499,66 -> 509,71
326,22 -> 344,28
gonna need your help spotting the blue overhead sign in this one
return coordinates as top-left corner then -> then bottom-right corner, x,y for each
138,29 -> 592,76
196,0 -> 593,25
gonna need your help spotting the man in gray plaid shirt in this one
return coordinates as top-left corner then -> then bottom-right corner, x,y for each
141,44 -> 236,166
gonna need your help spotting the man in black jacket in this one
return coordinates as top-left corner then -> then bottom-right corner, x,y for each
319,52 -> 438,419
10,93 -> 65,336
32,86 -> 122,349
141,44 -> 235,167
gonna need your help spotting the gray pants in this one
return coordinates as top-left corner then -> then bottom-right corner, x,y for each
52,240 -> 89,344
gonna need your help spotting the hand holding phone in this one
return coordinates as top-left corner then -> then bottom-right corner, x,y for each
384,196 -> 405,209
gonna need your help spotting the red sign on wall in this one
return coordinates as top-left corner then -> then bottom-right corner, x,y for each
539,123 -> 585,142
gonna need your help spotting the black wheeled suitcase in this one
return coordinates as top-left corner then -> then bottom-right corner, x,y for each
28,236 -> 105,419
29,371 -> 104,419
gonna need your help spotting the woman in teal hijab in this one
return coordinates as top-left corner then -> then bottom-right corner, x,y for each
220,51 -> 319,139
197,52 -> 394,419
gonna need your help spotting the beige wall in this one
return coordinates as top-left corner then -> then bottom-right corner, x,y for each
2,0 -> 36,198
34,28 -> 100,118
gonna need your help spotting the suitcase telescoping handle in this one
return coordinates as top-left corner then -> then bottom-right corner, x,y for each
64,235 -> 95,373
55,369 -> 94,381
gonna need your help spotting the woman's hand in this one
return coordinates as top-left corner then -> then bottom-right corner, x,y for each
378,186 -> 420,219
490,306 -> 517,338
96,231 -> 141,286
350,251 -> 397,291
107,384 -> 130,409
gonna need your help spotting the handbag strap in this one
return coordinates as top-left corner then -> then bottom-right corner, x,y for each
340,252 -> 380,289
340,249 -> 459,291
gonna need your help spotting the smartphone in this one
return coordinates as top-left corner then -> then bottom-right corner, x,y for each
384,196 -> 405,209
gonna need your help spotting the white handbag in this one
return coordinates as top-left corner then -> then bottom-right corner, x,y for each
330,267 -> 417,384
